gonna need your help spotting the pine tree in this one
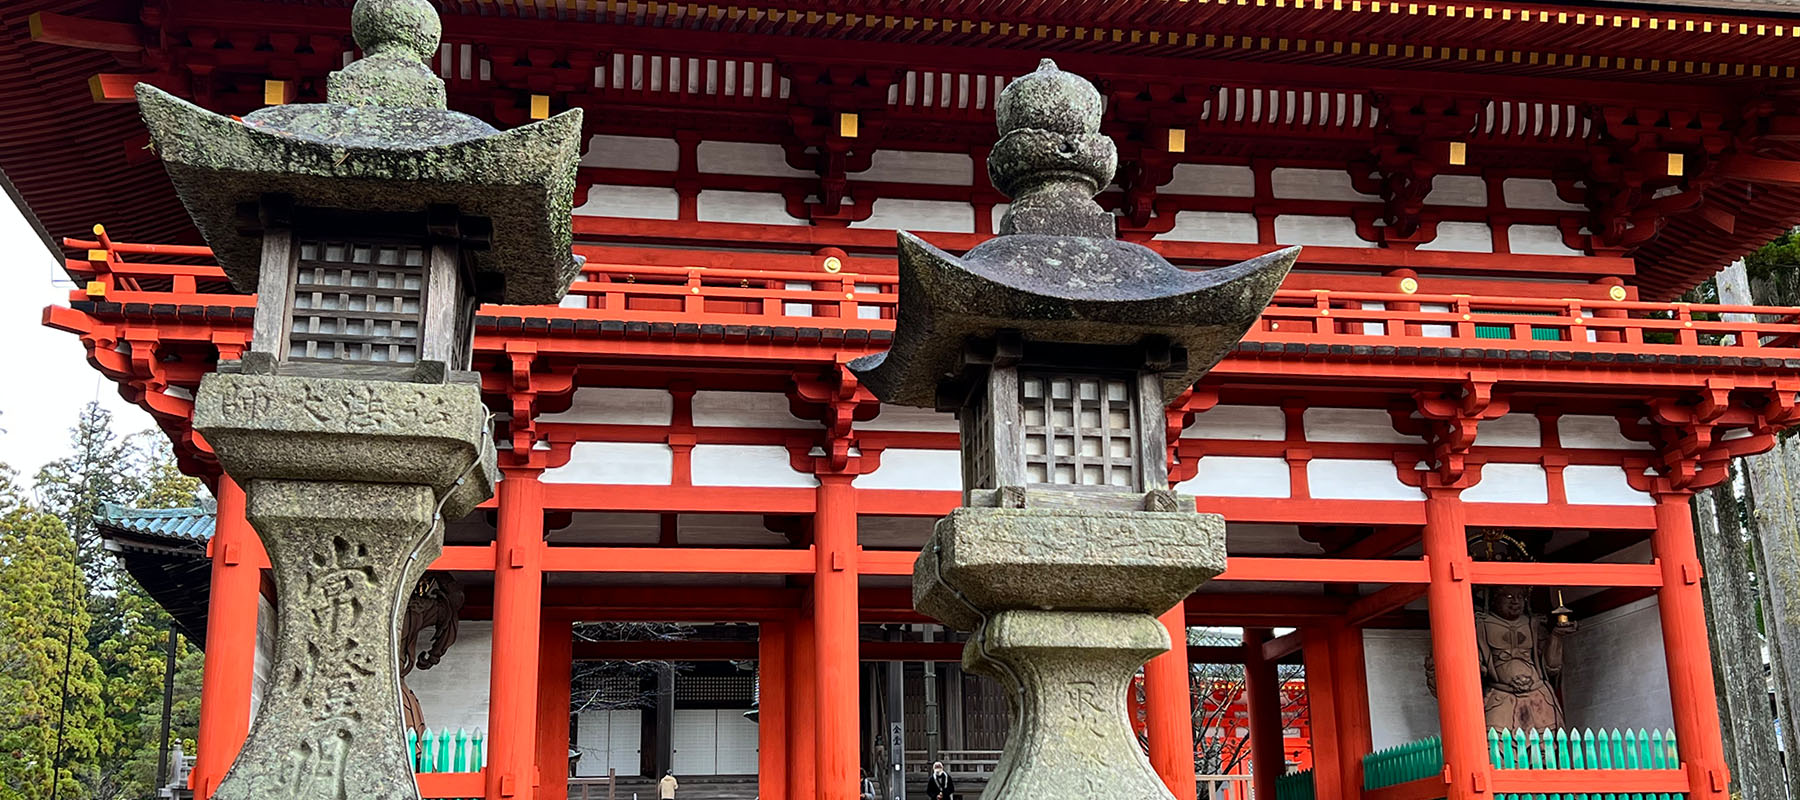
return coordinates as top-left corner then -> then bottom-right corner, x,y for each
0,467 -> 105,800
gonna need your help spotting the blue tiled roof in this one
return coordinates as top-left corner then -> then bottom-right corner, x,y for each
95,501 -> 216,542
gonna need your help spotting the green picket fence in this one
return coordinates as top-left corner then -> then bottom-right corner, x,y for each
1359,729 -> 1682,798
1364,735 -> 1445,790
1275,768 -> 1316,800
407,727 -> 485,773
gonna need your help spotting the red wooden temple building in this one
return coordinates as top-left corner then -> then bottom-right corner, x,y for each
7,0 -> 1800,799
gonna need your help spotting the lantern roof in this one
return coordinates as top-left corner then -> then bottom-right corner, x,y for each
850,60 -> 1299,409
133,0 -> 584,306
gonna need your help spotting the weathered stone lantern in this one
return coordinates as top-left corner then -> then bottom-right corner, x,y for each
852,60 -> 1297,800
136,0 -> 582,796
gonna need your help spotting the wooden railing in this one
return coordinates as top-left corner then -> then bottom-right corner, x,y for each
60,233 -> 1800,362
1359,729 -> 1688,800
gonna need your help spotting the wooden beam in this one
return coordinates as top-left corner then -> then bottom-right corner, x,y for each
1466,560 -> 1663,588
1717,154 -> 1800,187
1345,583 -> 1428,627
28,12 -> 142,52
573,640 -> 758,661
1260,631 -> 1304,662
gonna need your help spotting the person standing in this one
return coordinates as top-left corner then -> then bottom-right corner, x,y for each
660,771 -> 679,800
927,762 -> 954,800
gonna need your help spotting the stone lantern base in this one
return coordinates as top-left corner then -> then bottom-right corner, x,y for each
914,506 -> 1227,800
193,373 -> 498,800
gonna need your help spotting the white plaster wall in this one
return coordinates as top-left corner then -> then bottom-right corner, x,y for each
691,445 -> 817,487
575,185 -> 681,220
1304,408 -> 1416,443
1270,167 -> 1377,202
250,594 -> 275,722
1563,466 -> 1653,506
1188,456 -> 1291,498
1477,413 -> 1541,447
1502,178 -> 1585,211
851,199 -> 975,233
697,141 -> 810,176
862,404 -> 959,433
1274,216 -> 1374,248
1308,459 -> 1423,500
1508,224 -> 1583,256
692,391 -> 816,429
1162,211 -> 1260,244
545,442 -> 674,485
1363,629 -> 1441,749
407,620 -> 493,734
1461,463 -> 1548,504
696,191 -> 804,226
582,134 -> 680,171
1424,174 -> 1488,207
1418,303 -> 1454,338
855,150 -> 972,185
1186,404 -> 1287,441
1417,222 -> 1494,253
1560,597 -> 1675,732
857,449 -> 962,491
1558,415 -> 1641,449
990,203 -> 1010,231
540,388 -> 673,425
1163,163 -> 1256,197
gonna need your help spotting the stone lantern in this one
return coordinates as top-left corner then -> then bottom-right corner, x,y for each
135,0 -> 583,796
851,60 -> 1297,800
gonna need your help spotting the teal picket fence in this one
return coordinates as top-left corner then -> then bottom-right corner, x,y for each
1275,768 -> 1315,800
407,727 -> 486,773
1363,735 -> 1444,790
1358,729 -> 1682,799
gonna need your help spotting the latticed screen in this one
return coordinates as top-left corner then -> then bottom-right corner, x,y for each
289,240 -> 426,364
1021,373 -> 1138,489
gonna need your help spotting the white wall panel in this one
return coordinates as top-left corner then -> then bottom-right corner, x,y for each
1417,221 -> 1494,253
697,141 -> 811,176
1185,404 -> 1287,441
1364,629 -> 1440,749
863,404 -> 960,433
1558,415 -> 1641,449
672,709 -> 718,774
1189,456 -> 1291,498
1304,407 -> 1416,443
715,711 -> 760,774
696,191 -> 804,226
1308,459 -> 1423,500
857,449 -> 962,491
1274,215 -> 1375,248
575,709 -> 643,777
1164,163 -> 1256,197
851,199 -> 975,233
1162,211 -> 1260,244
691,391 -> 817,428
583,134 -> 680,171
1461,463 -> 1548,504
1509,224 -> 1583,256
856,150 -> 972,185
1424,174 -> 1488,207
407,620 -> 492,734
1561,597 -> 1674,731
1563,465 -> 1652,506
1503,177 -> 1585,211
540,387 -> 673,425
691,445 -> 818,487
1477,413 -> 1542,447
576,185 -> 680,220
1271,167 -> 1377,202
545,442 -> 674,485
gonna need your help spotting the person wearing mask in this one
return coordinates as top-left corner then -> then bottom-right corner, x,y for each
927,762 -> 954,800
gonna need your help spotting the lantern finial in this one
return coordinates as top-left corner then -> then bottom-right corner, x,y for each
332,0 -> 448,108
989,58 -> 1116,237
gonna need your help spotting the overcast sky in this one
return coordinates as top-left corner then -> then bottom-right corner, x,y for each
0,189 -> 155,484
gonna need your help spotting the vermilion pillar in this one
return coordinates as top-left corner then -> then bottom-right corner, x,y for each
814,474 -> 859,800
537,615 -> 573,800
192,477 -> 263,800
789,613 -> 818,800
1300,630 -> 1344,800
1649,492 -> 1731,799
1145,602 -> 1198,800
1421,488 -> 1488,800
1329,625 -> 1372,800
759,618 -> 790,800
489,469 -> 546,800
1242,629 -> 1286,800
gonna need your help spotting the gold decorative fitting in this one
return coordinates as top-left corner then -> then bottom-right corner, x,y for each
1447,141 -> 1467,166
530,94 -> 550,120
1166,128 -> 1187,153
264,79 -> 290,106
1666,152 -> 1685,176
822,256 -> 844,273
1608,285 -> 1628,301
1399,277 -> 1420,294
839,112 -> 859,138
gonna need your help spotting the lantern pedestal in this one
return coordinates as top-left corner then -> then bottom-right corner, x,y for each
192,373 -> 497,800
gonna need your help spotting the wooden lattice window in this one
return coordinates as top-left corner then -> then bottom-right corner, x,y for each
1020,373 -> 1138,489
289,240 -> 427,365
